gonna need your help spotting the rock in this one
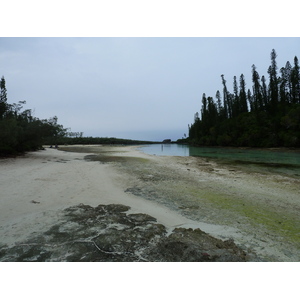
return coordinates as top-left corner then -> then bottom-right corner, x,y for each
145,228 -> 250,262
0,203 -> 259,262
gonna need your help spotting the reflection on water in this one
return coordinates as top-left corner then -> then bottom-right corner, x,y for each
139,144 -> 190,156
139,144 -> 300,178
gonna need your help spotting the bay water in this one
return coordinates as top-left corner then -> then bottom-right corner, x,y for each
139,144 -> 300,178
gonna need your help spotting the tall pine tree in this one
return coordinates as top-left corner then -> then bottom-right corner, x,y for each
239,74 -> 248,113
267,49 -> 279,112
0,76 -> 8,119
291,56 -> 300,104
252,64 -> 263,111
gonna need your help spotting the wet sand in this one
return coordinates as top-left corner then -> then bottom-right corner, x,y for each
0,145 -> 299,261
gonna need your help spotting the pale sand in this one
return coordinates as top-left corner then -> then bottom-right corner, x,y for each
0,145 -> 299,261
0,147 -> 234,246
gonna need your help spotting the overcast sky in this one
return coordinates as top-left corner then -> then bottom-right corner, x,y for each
1,37 -> 299,141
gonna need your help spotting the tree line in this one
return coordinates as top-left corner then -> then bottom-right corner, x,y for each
188,49 -> 300,147
0,76 -> 155,156
0,76 -> 67,155
58,136 -> 156,145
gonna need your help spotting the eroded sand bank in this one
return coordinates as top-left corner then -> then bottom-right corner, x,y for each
0,145 -> 299,261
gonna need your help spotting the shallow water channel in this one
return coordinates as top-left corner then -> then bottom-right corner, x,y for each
139,144 -> 300,178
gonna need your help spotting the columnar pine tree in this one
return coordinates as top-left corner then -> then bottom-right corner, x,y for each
0,76 -> 8,119
232,76 -> 239,117
187,49 -> 299,147
215,90 -> 222,115
279,66 -> 288,106
239,74 -> 248,113
251,64 -> 263,111
267,49 -> 279,112
284,61 -> 292,103
261,75 -> 268,107
201,93 -> 207,121
221,74 -> 229,118
247,89 -> 253,111
291,56 -> 300,104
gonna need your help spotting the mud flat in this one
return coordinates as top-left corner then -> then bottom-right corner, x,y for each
0,144 -> 299,261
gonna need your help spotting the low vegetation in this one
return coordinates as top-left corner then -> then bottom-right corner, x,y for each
0,77 -> 67,155
0,76 -> 154,156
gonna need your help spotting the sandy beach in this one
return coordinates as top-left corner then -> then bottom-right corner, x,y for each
0,145 -> 299,261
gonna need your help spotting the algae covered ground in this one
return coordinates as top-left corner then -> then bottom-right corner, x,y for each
74,145 -> 300,261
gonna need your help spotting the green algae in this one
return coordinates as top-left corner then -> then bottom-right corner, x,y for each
174,184 -> 300,246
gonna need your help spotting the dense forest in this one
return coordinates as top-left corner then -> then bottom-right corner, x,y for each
0,76 -> 67,155
188,49 -> 300,147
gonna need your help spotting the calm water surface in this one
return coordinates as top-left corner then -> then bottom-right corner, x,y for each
139,144 -> 300,177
